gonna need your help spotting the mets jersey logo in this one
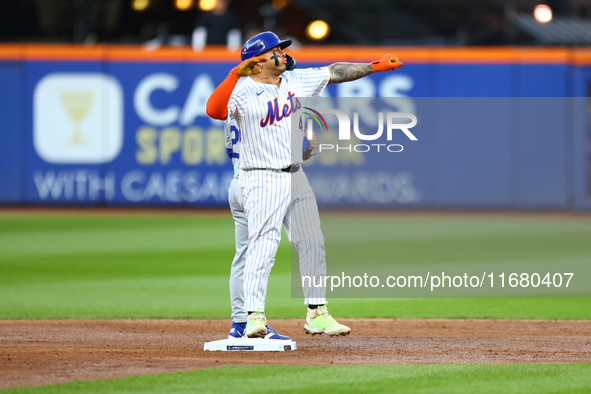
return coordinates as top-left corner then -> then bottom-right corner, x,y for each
260,91 -> 301,127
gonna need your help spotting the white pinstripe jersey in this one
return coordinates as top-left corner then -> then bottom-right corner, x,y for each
227,67 -> 330,170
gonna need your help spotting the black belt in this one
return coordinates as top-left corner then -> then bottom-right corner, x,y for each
281,165 -> 300,173
245,164 -> 300,173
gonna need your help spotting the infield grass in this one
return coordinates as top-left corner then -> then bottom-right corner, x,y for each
0,212 -> 590,319
2,212 -> 590,393
5,363 -> 591,393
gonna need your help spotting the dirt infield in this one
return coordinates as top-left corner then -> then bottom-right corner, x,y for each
1,319 -> 590,390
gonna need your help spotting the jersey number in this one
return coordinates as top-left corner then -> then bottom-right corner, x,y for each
230,125 -> 241,159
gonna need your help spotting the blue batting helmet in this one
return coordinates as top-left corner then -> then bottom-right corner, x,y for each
241,31 -> 292,61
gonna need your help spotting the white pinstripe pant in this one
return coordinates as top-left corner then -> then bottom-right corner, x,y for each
239,168 -> 326,313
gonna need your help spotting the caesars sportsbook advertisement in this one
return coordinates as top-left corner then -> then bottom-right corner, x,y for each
9,55 -> 591,209
22,58 -> 422,207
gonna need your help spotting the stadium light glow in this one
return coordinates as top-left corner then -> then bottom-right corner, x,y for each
199,0 -> 216,11
534,4 -> 553,23
176,0 -> 193,10
132,0 -> 149,11
306,20 -> 330,40
271,0 -> 288,11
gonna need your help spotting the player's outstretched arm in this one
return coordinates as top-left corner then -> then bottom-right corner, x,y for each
206,57 -> 267,120
328,63 -> 373,84
328,54 -> 402,85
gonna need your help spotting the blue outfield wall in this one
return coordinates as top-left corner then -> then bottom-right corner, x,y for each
0,63 -> 23,203
0,52 -> 590,209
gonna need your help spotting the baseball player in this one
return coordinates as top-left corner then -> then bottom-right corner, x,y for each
225,116 -> 316,340
207,31 -> 402,338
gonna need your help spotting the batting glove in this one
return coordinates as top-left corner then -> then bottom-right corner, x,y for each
229,56 -> 268,80
207,56 -> 269,120
370,54 -> 403,73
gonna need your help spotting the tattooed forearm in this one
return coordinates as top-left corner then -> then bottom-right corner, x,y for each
328,63 -> 373,84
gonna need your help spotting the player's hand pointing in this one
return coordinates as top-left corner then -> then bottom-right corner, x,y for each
370,54 -> 403,73
231,57 -> 268,79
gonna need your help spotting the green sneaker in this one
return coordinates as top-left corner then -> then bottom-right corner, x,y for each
304,305 -> 351,336
245,311 -> 267,338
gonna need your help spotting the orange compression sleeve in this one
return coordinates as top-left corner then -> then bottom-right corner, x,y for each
206,70 -> 239,120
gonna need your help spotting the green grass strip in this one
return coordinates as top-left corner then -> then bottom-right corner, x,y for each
5,363 -> 591,394
1,215 -> 590,319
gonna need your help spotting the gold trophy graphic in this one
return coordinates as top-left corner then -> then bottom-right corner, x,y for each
61,92 -> 93,145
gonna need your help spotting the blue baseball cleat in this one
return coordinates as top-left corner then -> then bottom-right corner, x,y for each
228,322 -> 290,340
265,325 -> 291,340
228,322 -> 246,339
